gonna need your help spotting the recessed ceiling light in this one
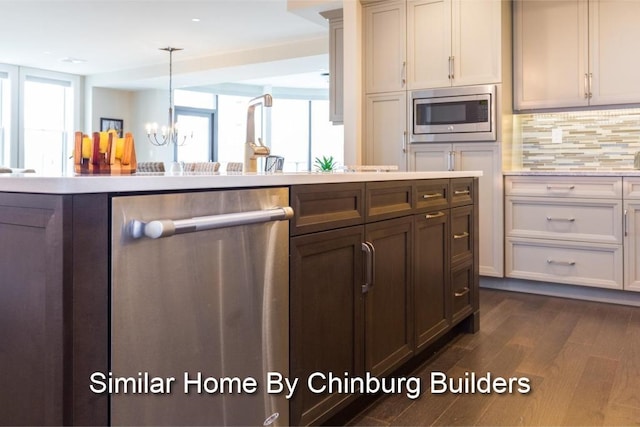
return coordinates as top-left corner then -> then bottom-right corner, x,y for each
60,57 -> 87,64
192,18 -> 200,22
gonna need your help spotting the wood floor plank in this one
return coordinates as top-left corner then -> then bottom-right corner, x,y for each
608,308 -> 640,409
475,372 -> 544,427
587,304 -> 632,361
513,341 -> 592,426
561,356 -> 618,426
567,303 -> 607,346
430,343 -> 531,426
602,402 -> 640,426
516,310 -> 581,377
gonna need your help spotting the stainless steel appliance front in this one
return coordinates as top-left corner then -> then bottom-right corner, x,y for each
111,188 -> 290,426
410,84 -> 496,143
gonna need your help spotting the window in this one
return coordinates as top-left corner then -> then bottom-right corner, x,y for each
206,90 -> 344,172
174,90 -> 216,162
0,71 -> 9,166
271,99 -> 344,172
22,76 -> 75,174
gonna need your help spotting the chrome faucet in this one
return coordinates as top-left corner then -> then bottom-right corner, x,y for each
244,94 -> 272,173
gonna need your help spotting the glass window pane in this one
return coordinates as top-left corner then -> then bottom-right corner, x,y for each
311,100 -> 344,170
176,113 -> 211,162
0,75 -> 8,166
271,99 -> 309,172
23,129 -> 65,175
217,95 -> 251,164
23,78 -> 73,173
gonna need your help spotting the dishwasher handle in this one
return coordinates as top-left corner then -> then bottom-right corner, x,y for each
130,206 -> 294,239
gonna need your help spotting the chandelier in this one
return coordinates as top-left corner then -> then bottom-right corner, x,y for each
146,47 -> 191,146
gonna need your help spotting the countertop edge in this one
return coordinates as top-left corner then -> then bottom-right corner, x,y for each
0,171 -> 483,194
504,170 -> 640,177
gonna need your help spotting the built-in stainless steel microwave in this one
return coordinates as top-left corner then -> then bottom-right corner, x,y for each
410,85 -> 496,143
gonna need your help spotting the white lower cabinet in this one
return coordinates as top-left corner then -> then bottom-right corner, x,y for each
505,175 -> 624,290
624,178 -> 640,292
507,238 -> 623,290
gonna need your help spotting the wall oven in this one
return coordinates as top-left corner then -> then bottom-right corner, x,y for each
410,85 -> 496,143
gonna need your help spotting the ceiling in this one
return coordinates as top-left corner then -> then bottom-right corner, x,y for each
0,0 -> 339,90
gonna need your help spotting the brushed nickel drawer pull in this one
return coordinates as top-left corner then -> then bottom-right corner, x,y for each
547,259 -> 576,266
546,185 -> 575,190
454,190 -> 470,196
425,212 -> 445,219
453,231 -> 470,239
454,287 -> 470,297
423,193 -> 443,199
546,216 -> 576,222
361,242 -> 375,293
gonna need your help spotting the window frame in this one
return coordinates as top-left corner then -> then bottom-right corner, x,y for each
18,66 -> 81,171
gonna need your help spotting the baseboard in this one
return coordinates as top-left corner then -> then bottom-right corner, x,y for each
480,276 -> 640,307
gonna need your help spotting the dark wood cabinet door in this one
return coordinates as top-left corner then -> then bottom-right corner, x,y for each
364,216 -> 414,377
414,210 -> 451,352
0,193 -> 68,425
290,226 -> 365,426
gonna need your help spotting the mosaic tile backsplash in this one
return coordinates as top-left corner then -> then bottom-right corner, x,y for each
514,108 -> 640,171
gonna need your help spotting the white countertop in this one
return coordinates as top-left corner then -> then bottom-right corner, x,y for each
504,170 -> 640,177
0,170 -> 482,194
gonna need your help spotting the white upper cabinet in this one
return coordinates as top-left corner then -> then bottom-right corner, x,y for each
407,0 -> 503,89
514,0 -> 640,110
589,0 -> 640,106
364,1 -> 407,94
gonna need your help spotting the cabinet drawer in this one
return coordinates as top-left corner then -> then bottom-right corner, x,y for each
451,178 -> 474,207
290,183 -> 365,235
506,238 -> 623,290
366,181 -> 414,222
451,261 -> 474,325
623,177 -> 640,199
415,179 -> 449,212
506,197 -> 622,244
505,176 -> 622,199
451,205 -> 473,264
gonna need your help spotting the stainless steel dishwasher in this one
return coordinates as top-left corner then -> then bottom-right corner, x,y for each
110,187 -> 291,426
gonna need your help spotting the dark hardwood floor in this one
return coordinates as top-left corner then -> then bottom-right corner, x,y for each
348,288 -> 640,426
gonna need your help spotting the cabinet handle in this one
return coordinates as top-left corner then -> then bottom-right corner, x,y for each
454,287 -> 470,297
423,193 -> 443,199
450,56 -> 454,80
624,209 -> 628,237
402,130 -> 407,153
588,72 -> 593,99
453,231 -> 470,240
546,185 -> 575,191
584,73 -> 589,99
546,216 -> 576,222
454,189 -> 470,196
425,212 -> 445,219
547,259 -> 576,266
448,151 -> 456,171
361,241 -> 375,293
401,61 -> 406,87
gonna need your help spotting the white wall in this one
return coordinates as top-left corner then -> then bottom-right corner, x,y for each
131,89 -> 176,163
90,87 -> 132,134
